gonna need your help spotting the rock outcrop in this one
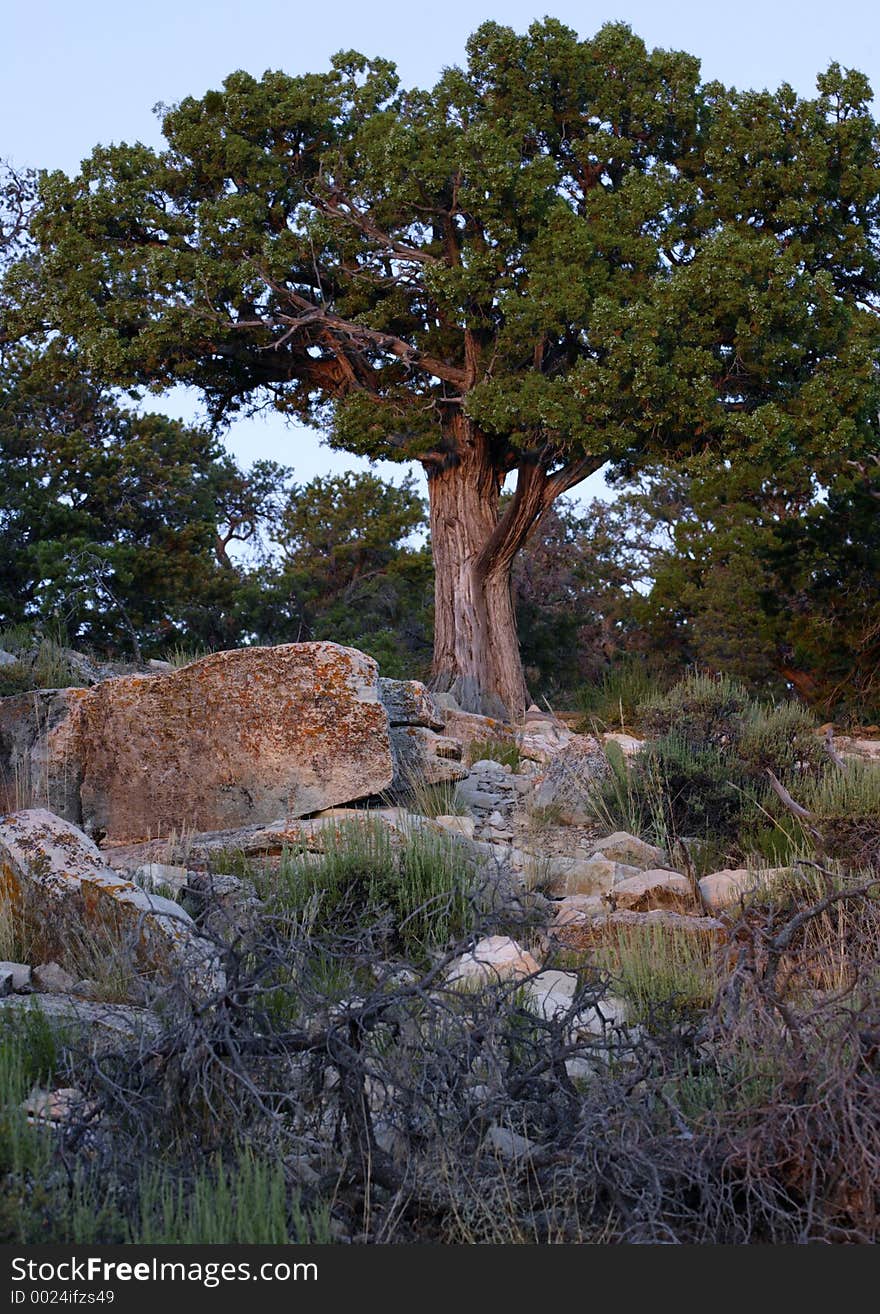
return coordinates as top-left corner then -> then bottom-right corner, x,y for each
0,808 -> 221,996
77,644 -> 394,840
0,646 -> 474,842
531,733 -> 609,823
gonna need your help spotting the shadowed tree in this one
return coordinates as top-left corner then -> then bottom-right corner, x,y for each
21,20 -> 880,717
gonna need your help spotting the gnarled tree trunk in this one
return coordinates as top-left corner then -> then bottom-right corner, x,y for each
425,418 -> 574,723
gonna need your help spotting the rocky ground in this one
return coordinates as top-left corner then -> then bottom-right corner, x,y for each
1,642 -> 878,1243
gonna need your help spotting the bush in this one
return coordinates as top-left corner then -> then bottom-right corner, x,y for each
638,670 -> 753,745
807,763 -> 880,871
588,674 -> 827,857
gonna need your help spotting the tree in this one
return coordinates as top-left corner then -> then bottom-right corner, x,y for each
0,344 -> 278,655
23,20 -> 880,717
240,471 -> 434,676
615,453 -> 880,720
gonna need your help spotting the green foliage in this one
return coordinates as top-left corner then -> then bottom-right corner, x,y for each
638,670 -> 754,745
467,737 -> 522,771
14,22 -> 877,714
266,819 -> 475,963
0,628 -> 82,696
807,763 -> 880,870
0,347 -> 274,657
132,1150 -> 330,1244
594,920 -> 722,1027
245,471 -> 434,678
591,672 -> 826,855
577,657 -> 669,732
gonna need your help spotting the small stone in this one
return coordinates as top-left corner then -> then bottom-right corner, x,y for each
485,1123 -> 537,1160
446,936 -> 541,989
591,832 -> 666,870
32,962 -> 77,994
0,961 -> 32,992
432,815 -> 476,840
0,972 -> 13,998
612,869 -> 694,912
0,649 -> 19,667
133,862 -> 189,898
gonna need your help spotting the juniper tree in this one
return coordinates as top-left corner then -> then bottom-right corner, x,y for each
22,20 -> 880,717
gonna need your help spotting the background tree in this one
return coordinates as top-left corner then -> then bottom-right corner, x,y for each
0,344 -> 278,655
625,454 -> 880,721
23,20 -> 880,717
240,471 -> 434,676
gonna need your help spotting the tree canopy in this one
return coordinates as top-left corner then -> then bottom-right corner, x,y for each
7,19 -> 880,716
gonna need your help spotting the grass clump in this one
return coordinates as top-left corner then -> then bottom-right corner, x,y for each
466,736 -> 521,771
591,921 -> 723,1027
577,658 -> 669,733
0,627 -> 82,698
265,817 -> 476,964
806,762 -> 880,871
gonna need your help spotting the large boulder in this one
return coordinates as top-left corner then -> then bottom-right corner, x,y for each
77,643 -> 394,840
611,870 -> 695,912
0,808 -> 221,997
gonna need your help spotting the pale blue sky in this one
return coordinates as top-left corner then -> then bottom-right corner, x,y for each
4,0 -> 878,498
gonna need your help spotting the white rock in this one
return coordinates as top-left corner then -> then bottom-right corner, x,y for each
571,995 -> 628,1037
602,732 -> 645,758
0,961 -> 31,992
432,814 -> 476,840
612,869 -> 694,911
133,863 -> 189,898
0,650 -> 18,667
524,970 -> 578,1020
698,867 -> 790,911
446,935 -> 541,989
0,809 -> 223,997
485,1123 -> 537,1160
592,832 -> 665,870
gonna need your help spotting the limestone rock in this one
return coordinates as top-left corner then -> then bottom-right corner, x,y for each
378,678 -> 444,730
611,869 -> 695,912
531,734 -> 609,824
0,687 -> 90,822
0,808 -> 222,996
32,962 -> 77,994
446,935 -> 541,989
602,732 -> 645,758
0,993 -> 160,1050
524,969 -> 578,1020
698,867 -> 790,912
0,651 -> 17,668
440,708 -> 514,755
388,725 -> 467,791
78,643 -> 394,840
545,854 -> 642,897
133,863 -> 188,898
517,718 -> 574,765
0,961 -> 31,992
592,831 -> 666,870
432,814 -> 476,840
